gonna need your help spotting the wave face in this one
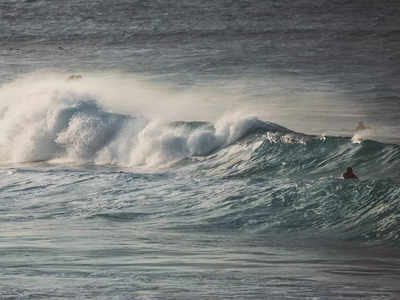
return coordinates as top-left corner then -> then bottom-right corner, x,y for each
0,75 -> 399,245
185,132 -> 400,243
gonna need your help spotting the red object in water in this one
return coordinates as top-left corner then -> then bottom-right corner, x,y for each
343,167 -> 358,179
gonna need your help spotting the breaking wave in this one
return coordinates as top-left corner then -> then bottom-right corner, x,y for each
0,74 -> 289,166
1,73 -> 399,244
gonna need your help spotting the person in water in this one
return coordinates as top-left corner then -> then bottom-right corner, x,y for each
343,167 -> 358,179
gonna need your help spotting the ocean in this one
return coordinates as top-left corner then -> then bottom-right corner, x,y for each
1,0 -> 400,299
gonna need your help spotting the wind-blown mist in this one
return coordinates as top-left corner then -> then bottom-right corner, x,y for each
2,0 -> 400,298
0,73 -> 284,166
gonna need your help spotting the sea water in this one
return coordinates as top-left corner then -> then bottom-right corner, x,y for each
1,0 -> 400,299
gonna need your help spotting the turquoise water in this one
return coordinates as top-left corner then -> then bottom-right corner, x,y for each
1,0 -> 400,298
0,114 -> 399,298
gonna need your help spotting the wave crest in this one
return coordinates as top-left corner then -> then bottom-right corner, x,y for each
0,75 -> 289,166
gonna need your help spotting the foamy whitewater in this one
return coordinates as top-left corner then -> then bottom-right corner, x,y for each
1,0 -> 400,299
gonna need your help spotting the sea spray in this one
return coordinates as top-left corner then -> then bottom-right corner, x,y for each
0,73 -> 284,166
2,1 -> 400,297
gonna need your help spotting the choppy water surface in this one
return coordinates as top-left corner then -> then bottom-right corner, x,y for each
1,0 -> 400,298
0,130 -> 399,298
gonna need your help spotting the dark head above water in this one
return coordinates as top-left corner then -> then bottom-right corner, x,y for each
343,167 -> 358,180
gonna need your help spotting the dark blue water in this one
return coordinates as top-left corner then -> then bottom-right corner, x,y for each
0,0 -> 400,298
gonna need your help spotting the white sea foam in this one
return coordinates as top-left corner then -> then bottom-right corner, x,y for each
351,128 -> 375,144
0,72 -> 277,167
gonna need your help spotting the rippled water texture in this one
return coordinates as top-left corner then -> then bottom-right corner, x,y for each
1,0 -> 400,298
